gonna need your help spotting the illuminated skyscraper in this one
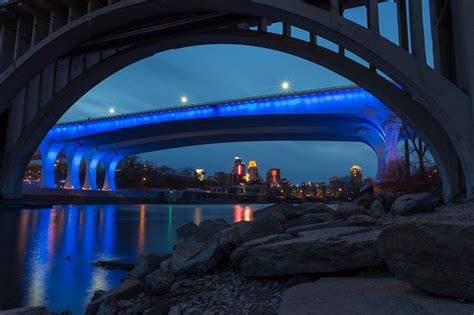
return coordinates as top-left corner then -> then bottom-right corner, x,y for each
195,168 -> 205,182
232,157 -> 246,184
350,165 -> 363,197
248,160 -> 260,183
266,168 -> 281,186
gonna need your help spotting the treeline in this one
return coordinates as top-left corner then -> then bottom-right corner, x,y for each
116,155 -> 202,190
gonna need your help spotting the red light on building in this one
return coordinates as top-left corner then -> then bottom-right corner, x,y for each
237,164 -> 242,175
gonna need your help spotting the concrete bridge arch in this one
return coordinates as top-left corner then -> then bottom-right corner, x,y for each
0,0 -> 472,203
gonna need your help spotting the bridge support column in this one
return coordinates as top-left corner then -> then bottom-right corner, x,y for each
64,146 -> 87,190
102,154 -> 123,192
82,151 -> 105,190
39,142 -> 64,189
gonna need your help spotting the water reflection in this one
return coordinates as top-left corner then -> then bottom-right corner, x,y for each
234,204 -> 254,222
194,207 -> 202,225
0,203 -> 264,314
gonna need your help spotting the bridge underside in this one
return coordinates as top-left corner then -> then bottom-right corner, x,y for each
0,0 -> 473,205
39,114 -> 393,192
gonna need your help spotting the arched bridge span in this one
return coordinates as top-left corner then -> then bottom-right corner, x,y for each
39,87 -> 399,191
0,0 -> 473,204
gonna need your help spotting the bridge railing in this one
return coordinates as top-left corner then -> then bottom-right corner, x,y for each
55,85 -> 361,127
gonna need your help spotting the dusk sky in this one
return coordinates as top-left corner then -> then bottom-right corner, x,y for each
60,2 -> 433,184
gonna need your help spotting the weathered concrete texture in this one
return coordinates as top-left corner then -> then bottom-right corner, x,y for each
240,227 -> 382,277
279,277 -> 474,315
379,221 -> 474,301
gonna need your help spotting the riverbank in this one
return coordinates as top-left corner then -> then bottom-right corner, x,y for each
79,195 -> 474,314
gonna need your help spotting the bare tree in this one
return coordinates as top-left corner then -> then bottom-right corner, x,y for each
383,112 -> 428,179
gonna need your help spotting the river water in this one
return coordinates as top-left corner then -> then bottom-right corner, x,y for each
0,203 -> 267,314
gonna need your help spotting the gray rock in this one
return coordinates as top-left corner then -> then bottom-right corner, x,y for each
346,214 -> 376,227
376,192 -> 399,211
168,306 -> 182,315
390,193 -> 437,216
334,202 -> 368,220
217,226 -> 242,254
379,221 -> 474,301
0,306 -> 49,315
252,202 -> 295,219
279,277 -> 474,315
230,234 -> 294,268
91,290 -> 106,302
97,300 -> 118,315
289,202 -> 334,218
195,220 -> 230,242
353,194 -> 376,209
146,269 -> 175,295
287,213 -> 333,228
176,222 -> 199,242
86,279 -> 144,315
240,212 -> 286,243
287,275 -> 312,287
296,226 -> 370,238
126,254 -> 163,280
370,200 -> 385,218
240,228 -> 382,277
285,220 -> 347,235
170,239 -> 224,275
143,298 -> 176,315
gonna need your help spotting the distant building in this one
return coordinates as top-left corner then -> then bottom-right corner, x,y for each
231,157 -> 246,184
247,160 -> 260,183
349,165 -> 363,197
266,168 -> 281,186
328,176 -> 345,197
195,168 -> 205,182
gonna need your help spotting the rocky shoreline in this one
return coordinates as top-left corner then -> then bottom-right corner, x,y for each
6,193 -> 474,315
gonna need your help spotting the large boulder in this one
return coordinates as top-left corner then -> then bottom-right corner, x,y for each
218,226 -> 242,254
86,279 -> 144,315
285,220 -> 347,235
126,254 -> 164,280
240,212 -> 286,243
230,234 -> 294,268
345,214 -> 376,227
370,200 -> 384,218
253,202 -> 296,219
240,227 -> 383,277
379,221 -> 474,301
170,239 -> 224,275
291,203 -> 334,217
334,202 -> 369,220
376,192 -> 399,211
195,219 -> 230,242
279,277 -> 474,315
353,194 -> 376,209
390,193 -> 437,216
176,222 -> 199,242
287,212 -> 333,228
145,269 -> 175,295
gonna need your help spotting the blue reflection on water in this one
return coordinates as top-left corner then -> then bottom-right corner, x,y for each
0,204 -> 263,314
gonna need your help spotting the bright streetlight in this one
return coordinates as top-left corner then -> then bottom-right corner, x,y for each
280,80 -> 291,92
181,96 -> 188,104
109,107 -> 115,114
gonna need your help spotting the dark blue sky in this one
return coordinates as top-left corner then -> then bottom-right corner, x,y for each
60,2 -> 433,184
